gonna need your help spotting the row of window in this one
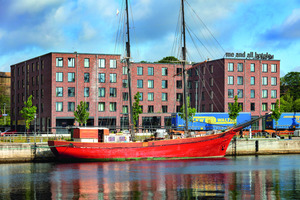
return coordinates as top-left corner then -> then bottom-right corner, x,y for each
228,76 -> 277,85
227,89 -> 277,99
56,57 -> 117,68
14,61 -> 45,77
56,102 -> 169,113
228,63 -> 277,73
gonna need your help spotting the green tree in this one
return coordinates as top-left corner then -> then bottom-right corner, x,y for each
20,95 -> 37,132
271,99 -> 281,127
157,56 -> 179,63
132,92 -> 143,127
179,96 -> 196,126
280,72 -> 300,99
294,99 -> 300,112
228,95 -> 242,125
280,92 -> 294,112
74,101 -> 89,126
0,84 -> 10,126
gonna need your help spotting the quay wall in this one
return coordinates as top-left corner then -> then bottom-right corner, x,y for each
226,138 -> 300,156
1,139 -> 300,163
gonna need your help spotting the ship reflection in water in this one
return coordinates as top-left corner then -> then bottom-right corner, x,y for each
1,155 -> 300,199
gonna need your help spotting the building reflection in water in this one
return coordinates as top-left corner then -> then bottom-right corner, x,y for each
48,157 -> 300,199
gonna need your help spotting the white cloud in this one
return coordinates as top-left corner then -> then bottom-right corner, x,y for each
9,0 -> 62,14
79,22 -> 97,41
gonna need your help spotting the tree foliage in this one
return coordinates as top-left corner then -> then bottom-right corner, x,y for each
179,96 -> 196,126
0,85 -> 10,126
280,72 -> 300,100
132,92 -> 143,127
20,95 -> 37,131
157,56 -> 179,63
271,99 -> 281,125
280,92 -> 294,112
228,95 -> 242,125
74,101 -> 89,126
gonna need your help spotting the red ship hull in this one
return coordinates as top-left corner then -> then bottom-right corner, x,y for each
48,129 -> 237,162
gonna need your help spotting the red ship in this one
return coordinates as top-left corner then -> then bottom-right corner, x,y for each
48,127 -> 242,162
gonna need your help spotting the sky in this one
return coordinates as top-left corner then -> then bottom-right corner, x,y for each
1,0 -> 300,76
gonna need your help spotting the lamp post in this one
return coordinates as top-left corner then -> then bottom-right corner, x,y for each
34,113 -> 37,143
3,103 -> 6,125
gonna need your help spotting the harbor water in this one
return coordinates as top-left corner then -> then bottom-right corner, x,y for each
0,155 -> 300,199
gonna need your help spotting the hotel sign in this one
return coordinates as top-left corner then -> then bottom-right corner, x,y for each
225,52 -> 274,60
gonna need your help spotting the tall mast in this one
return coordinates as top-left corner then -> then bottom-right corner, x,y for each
125,0 -> 134,137
181,0 -> 189,133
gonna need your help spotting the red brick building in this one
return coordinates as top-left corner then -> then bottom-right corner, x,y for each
10,52 -> 188,133
188,53 -> 280,129
10,52 -> 280,132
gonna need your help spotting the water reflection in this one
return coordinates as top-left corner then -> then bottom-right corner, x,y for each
0,155 -> 300,199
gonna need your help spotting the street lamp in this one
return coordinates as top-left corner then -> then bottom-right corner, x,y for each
34,113 -> 37,143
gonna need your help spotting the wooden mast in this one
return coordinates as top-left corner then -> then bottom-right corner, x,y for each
125,0 -> 135,138
181,0 -> 189,133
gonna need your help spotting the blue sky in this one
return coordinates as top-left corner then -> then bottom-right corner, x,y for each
1,0 -> 300,76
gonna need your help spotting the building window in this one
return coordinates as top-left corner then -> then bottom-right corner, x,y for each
56,72 -> 63,82
262,77 -> 268,85
251,90 -> 255,98
237,76 -> 243,85
84,58 -> 90,68
271,64 -> 277,72
210,91 -> 214,99
177,68 -> 182,75
162,93 -> 168,101
148,93 -> 154,101
176,93 -> 183,102
110,88 -> 117,97
237,89 -> 243,98
68,102 -> 75,112
99,59 -> 105,68
201,104 -> 205,112
271,90 -> 277,98
148,80 -> 154,88
98,87 -> 105,97
68,72 -> 75,82
262,103 -> 268,111
122,79 -> 128,88
68,87 -> 75,97
228,89 -> 234,98
237,63 -> 243,72
84,73 -> 90,83
122,105 -> 128,114
56,57 -> 63,67
98,102 -> 105,112
262,89 -> 268,98
176,80 -> 182,89
56,87 -> 63,97
250,63 -> 255,72
162,68 -> 168,76
56,102 -> 63,112
98,73 -> 105,83
210,78 -> 213,87
137,80 -> 143,88
139,92 -> 143,101
228,63 -> 234,72
210,65 -> 213,73
110,59 -> 117,68
238,103 -> 243,111
84,87 -> 90,97
271,103 -> 276,110
271,77 -> 277,86
148,67 -> 154,76
162,80 -> 168,89
228,76 -> 234,85
251,103 -> 255,111
68,58 -> 75,67
110,102 -> 116,112
262,64 -> 268,72
122,66 -> 128,75
137,67 -> 143,75
148,105 -> 154,113
110,73 -> 117,83
162,105 -> 168,113
123,92 -> 128,101
188,81 -> 192,89
251,77 -> 255,85
201,92 -> 205,101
